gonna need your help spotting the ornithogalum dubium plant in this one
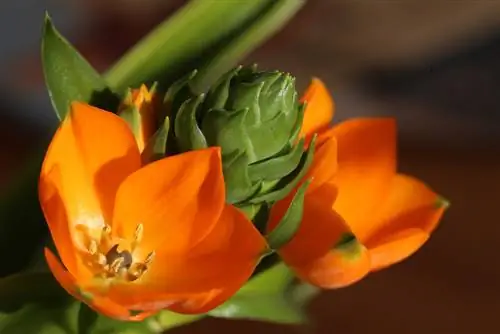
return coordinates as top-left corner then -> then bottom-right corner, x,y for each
0,1 -> 449,333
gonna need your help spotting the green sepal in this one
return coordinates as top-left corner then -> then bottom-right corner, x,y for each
238,204 -> 261,221
247,138 -> 305,182
42,13 -> 118,120
141,117 -> 170,164
265,180 -> 310,250
118,89 -> 142,139
163,70 -> 197,121
222,150 -> 262,204
289,103 -> 306,145
333,233 -> 366,261
203,66 -> 241,110
203,67 -> 300,163
435,196 -> 450,209
249,135 -> 317,204
201,107 -> 249,154
148,81 -> 159,95
174,95 -> 208,152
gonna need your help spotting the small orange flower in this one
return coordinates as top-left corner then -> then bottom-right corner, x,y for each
269,78 -> 448,289
39,102 -> 267,320
118,84 -> 158,152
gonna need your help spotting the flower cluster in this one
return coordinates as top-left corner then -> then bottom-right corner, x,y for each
39,68 -> 448,321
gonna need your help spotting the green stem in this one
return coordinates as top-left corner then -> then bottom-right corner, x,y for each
190,0 -> 305,93
104,0 -> 273,91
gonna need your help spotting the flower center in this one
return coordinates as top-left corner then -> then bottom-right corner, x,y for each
85,223 -> 155,282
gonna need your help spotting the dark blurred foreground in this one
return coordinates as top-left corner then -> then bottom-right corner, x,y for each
1,0 -> 499,333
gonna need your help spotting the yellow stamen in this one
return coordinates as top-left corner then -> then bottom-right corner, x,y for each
82,223 -> 155,282
144,251 -> 155,265
88,240 -> 98,255
131,223 -> 144,251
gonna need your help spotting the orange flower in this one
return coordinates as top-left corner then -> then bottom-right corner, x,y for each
39,102 -> 267,320
118,84 -> 158,152
269,78 -> 448,289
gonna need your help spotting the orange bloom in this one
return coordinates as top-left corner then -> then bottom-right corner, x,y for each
269,78 -> 448,289
39,102 -> 267,320
118,84 -> 158,152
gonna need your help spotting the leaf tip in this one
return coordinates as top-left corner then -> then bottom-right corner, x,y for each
43,11 -> 51,22
43,11 -> 53,32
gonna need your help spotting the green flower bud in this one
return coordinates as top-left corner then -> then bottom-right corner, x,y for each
170,65 -> 315,206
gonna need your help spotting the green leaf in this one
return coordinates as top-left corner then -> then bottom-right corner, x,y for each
77,304 -> 98,334
0,272 -> 79,334
150,312 -> 204,333
209,262 -> 311,324
104,0 -> 304,93
86,312 -> 153,334
265,180 -> 310,250
0,155 -> 47,277
0,273 -> 155,334
42,13 -> 118,120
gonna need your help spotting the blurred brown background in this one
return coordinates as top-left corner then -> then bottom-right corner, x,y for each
1,0 -> 499,333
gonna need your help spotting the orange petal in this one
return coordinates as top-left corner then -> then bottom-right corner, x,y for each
368,228 -> 429,271
369,174 -> 447,236
40,102 -> 141,278
166,204 -> 267,313
167,284 -> 241,315
325,118 -> 397,241
292,236 -> 370,289
112,147 -> 225,253
44,248 -> 133,320
156,204 -> 266,294
108,205 -> 266,313
299,78 -> 335,138
269,184 -> 344,266
364,174 -> 448,270
39,167 -> 77,276
306,134 -> 338,192
128,310 -> 159,321
269,183 -> 369,288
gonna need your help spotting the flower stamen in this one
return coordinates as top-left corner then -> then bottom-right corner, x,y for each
131,223 -> 144,251
144,251 -> 155,265
82,224 -> 154,282
88,240 -> 98,255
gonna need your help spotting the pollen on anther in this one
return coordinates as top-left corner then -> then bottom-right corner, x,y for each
100,224 -> 112,244
134,224 -> 144,243
97,253 -> 106,266
88,240 -> 98,255
102,224 -> 111,234
144,251 -> 155,265
110,258 -> 125,273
